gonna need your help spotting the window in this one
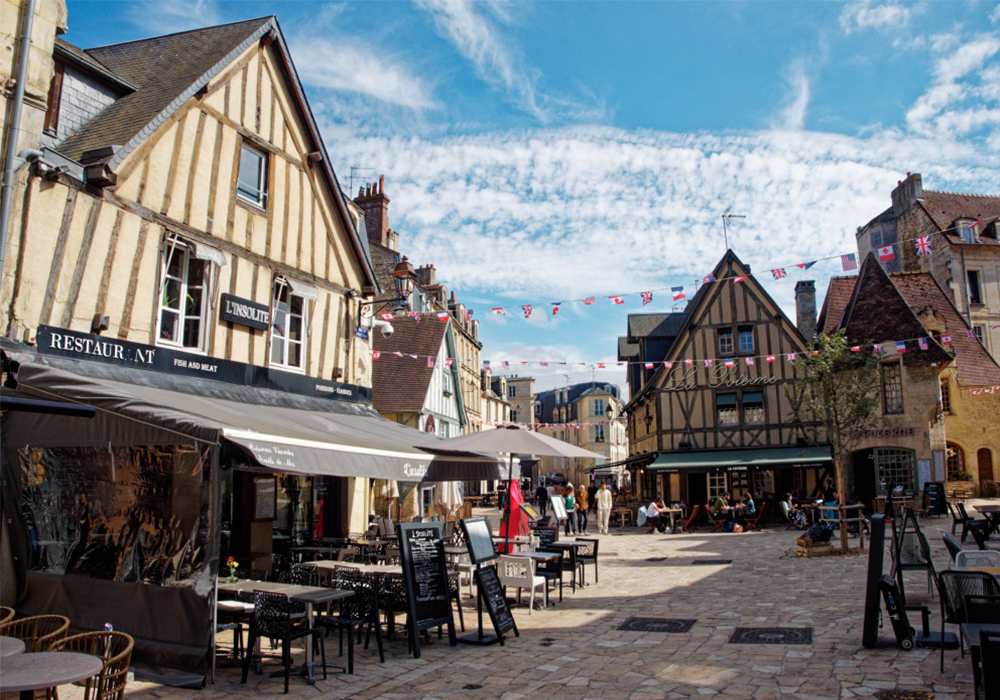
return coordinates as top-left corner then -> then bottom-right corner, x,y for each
237,142 -> 269,208
593,399 -> 605,417
875,448 -> 916,494
157,238 -> 208,350
974,326 -> 985,343
708,473 -> 727,500
753,471 -> 774,496
443,371 -> 453,396
742,391 -> 765,425
968,270 -> 982,305
718,330 -> 734,356
881,361 -> 903,414
716,393 -> 738,426
508,386 -> 516,399
946,442 -> 965,480
940,376 -> 951,414
958,221 -> 974,243
270,277 -> 307,371
738,326 -> 755,354
594,424 -> 605,443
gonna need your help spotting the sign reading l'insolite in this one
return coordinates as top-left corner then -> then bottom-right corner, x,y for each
220,293 -> 270,331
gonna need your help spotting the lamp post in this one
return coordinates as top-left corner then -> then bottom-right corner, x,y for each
358,256 -> 417,316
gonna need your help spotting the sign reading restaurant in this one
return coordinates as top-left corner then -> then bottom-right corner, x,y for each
34,325 -> 371,404
220,293 -> 270,331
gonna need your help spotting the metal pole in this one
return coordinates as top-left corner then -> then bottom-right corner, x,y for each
0,0 -> 36,280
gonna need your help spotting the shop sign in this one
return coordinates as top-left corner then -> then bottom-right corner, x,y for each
864,427 -> 916,438
663,364 -> 779,392
220,293 -> 270,331
35,325 -> 372,404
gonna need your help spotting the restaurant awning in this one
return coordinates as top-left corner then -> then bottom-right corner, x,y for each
10,359 -> 501,483
648,445 -> 832,474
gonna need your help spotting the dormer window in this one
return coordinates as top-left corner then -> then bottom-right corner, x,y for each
956,219 -> 975,243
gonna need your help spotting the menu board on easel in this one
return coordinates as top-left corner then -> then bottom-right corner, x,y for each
473,565 -> 517,644
923,482 -> 945,517
550,494 -> 567,521
460,517 -> 497,565
398,522 -> 455,658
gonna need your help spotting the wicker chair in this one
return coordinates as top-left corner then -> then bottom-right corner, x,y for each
0,606 -> 13,625
49,631 -> 134,700
0,614 -> 70,651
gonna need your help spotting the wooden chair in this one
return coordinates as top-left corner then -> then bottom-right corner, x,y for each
704,505 -> 728,533
498,555 -> 546,614
0,606 -> 13,625
744,502 -> 769,532
49,631 -> 134,700
0,614 -> 69,651
677,504 -> 703,533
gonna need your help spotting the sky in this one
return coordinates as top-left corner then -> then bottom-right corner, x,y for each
65,0 -> 1000,398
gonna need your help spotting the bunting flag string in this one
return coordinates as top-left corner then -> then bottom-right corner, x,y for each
444,216 -> 997,321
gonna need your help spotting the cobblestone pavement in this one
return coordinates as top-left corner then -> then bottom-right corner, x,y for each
93,505 -> 992,700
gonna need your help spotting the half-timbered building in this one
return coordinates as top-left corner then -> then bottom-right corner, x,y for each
622,251 -> 830,506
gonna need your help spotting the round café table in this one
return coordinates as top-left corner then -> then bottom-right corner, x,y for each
1,635 -> 26,658
0,651 -> 103,700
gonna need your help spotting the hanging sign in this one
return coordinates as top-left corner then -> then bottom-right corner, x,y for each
220,293 -> 270,331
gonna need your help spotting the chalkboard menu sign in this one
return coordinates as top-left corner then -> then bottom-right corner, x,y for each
923,482 -> 946,517
535,526 -> 558,549
398,522 -> 455,658
460,517 -> 497,565
474,565 -> 517,643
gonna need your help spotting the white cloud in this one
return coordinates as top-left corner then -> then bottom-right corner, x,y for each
416,0 -> 544,119
991,4 -> 1000,24
291,37 -> 437,110
123,0 -> 222,36
839,2 -> 911,34
775,64 -> 811,131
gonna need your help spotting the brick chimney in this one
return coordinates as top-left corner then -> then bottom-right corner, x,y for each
795,281 -> 816,342
415,264 -> 436,287
891,172 -> 923,218
354,175 -> 390,248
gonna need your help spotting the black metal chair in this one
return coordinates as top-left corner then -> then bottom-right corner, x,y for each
969,526 -> 998,552
958,502 -> 990,544
943,532 -> 965,562
241,590 -> 326,693
937,570 -> 1000,671
534,550 -> 565,603
290,563 -> 320,586
964,594 -> 1000,624
980,628 -> 1000,700
316,568 -> 384,673
574,538 -> 599,585
372,571 -> 409,639
949,502 -> 966,535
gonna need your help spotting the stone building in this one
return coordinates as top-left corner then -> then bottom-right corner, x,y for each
856,173 -> 1000,359
506,375 -> 535,426
819,252 -> 1000,499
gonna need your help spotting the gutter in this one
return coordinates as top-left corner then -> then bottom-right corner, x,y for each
0,0 -> 36,280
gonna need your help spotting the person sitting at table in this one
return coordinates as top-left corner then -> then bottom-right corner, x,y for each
822,478 -> 839,521
645,498 -> 670,534
782,493 -> 808,529
735,492 -> 756,527
711,491 -> 734,522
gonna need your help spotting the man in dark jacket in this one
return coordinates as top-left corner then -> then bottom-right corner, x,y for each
535,483 -> 549,518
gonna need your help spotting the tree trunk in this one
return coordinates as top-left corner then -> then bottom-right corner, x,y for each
835,456 -> 849,551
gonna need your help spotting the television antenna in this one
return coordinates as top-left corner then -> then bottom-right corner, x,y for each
721,207 -> 746,251
349,166 -> 375,196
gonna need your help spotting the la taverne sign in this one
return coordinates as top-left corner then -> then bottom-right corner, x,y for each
220,293 -> 270,331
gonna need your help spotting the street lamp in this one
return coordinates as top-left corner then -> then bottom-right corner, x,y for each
358,255 -> 417,315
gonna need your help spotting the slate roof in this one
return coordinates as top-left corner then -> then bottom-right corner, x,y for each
921,191 -> 1000,245
372,316 -> 449,413
817,276 -> 857,335
535,382 -> 620,423
891,273 -> 1000,386
57,18 -> 273,163
54,37 -> 136,91
618,337 -> 638,359
627,313 -> 687,340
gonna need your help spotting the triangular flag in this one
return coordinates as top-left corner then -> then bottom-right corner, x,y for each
445,357 -> 454,367
641,291 -> 653,306
372,351 -> 381,360
796,261 -> 817,270
522,305 -> 532,318
732,275 -> 747,284
552,302 -> 561,316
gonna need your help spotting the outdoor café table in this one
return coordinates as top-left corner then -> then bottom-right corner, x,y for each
0,651 -> 103,700
291,545 -> 347,562
612,508 -> 631,529
961,623 -> 1000,693
0,635 -> 25,658
975,504 -> 1000,537
661,507 -> 685,533
318,561 -> 403,575
217,579 -> 354,683
539,540 -> 585,591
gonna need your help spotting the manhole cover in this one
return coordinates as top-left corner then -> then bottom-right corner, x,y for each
645,557 -> 669,562
728,627 -> 813,645
462,684 -> 483,690
690,559 -> 732,565
873,692 -> 933,700
617,617 -> 697,633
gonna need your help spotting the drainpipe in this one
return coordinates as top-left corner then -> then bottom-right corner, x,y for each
0,0 -> 37,281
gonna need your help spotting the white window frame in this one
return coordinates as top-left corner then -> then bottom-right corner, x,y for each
237,142 -> 269,208
594,424 -> 606,443
443,370 -> 453,396
270,277 -> 308,372
156,237 -> 210,352
718,330 -> 734,356
593,398 -> 605,417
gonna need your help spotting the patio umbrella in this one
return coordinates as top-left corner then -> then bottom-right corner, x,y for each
434,480 -> 463,517
433,425 -> 605,551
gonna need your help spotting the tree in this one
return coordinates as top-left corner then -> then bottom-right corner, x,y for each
787,330 -> 882,551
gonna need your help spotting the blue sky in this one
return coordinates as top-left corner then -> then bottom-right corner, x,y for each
66,1 -> 1000,396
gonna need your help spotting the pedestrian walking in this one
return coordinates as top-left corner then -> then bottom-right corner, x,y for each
535,483 -> 549,518
576,484 -> 589,535
564,483 -> 577,535
595,482 -> 613,534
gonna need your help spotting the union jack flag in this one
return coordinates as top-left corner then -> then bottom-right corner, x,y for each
704,359 -> 713,367
786,353 -> 796,362
410,312 -> 421,321
872,344 -> 882,355
703,273 -> 716,284
771,268 -> 787,280
641,291 -> 653,306
582,297 -> 595,305
966,329 -> 977,339
914,236 -> 932,256
522,305 -> 532,318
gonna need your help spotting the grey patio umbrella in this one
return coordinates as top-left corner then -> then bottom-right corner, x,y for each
434,425 -> 605,550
